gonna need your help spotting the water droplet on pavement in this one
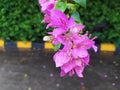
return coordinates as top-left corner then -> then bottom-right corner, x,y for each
42,65 -> 46,69
56,83 -> 60,87
104,74 -> 108,78
115,76 -> 118,79
112,83 -> 116,86
50,73 -> 54,77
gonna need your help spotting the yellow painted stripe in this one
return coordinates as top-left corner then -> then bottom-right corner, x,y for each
44,42 -> 53,49
100,43 -> 115,51
17,41 -> 32,48
0,40 -> 4,48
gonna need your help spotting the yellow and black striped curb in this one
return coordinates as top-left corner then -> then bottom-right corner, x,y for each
0,40 -> 44,49
0,40 -> 120,52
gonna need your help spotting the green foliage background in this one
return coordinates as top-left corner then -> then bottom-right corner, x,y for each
79,0 -> 120,45
0,0 -> 46,42
0,0 -> 120,45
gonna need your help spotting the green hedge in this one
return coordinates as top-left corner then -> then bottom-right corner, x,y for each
79,0 -> 120,45
0,0 -> 46,42
0,0 -> 120,45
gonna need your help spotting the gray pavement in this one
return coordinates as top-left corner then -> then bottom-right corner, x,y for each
0,49 -> 120,90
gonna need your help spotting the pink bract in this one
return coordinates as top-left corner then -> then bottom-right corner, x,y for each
46,10 -> 69,29
42,14 -> 51,23
53,50 -> 71,67
70,24 -> 85,34
58,49 -> 86,78
38,0 -> 56,13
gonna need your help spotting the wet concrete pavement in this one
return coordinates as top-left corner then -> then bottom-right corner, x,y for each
0,49 -> 120,90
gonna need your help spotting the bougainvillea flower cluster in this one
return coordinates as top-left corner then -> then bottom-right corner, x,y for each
38,0 -> 97,78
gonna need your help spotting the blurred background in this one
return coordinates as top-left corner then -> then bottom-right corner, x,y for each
0,0 -> 120,45
0,1 -> 120,90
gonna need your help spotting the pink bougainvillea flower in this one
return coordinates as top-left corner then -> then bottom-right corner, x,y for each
38,0 -> 56,13
48,28 -> 66,45
75,66 -> 84,78
48,28 -> 66,38
62,41 -> 73,51
68,17 -> 76,28
81,55 -> 90,66
55,33 -> 97,78
60,69 -> 75,77
70,24 -> 85,34
59,53 -> 86,78
38,0 -> 56,5
49,20 -> 97,78
53,50 -> 71,67
46,9 -> 69,29
72,48 -> 89,59
69,70 -> 75,77
52,33 -> 72,50
67,17 -> 85,34
50,37 -> 60,45
38,0 -> 98,78
61,60 -> 76,74
72,33 -> 97,53
42,14 -> 51,23
42,3 -> 54,13
49,31 -> 70,46
60,63 -> 85,78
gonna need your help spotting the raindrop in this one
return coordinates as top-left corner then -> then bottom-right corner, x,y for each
24,73 -> 28,78
80,82 -> 84,86
115,76 -> 118,79
104,74 -> 108,78
50,73 -> 54,77
42,65 -> 46,69
28,87 -> 32,90
113,61 -> 116,64
112,83 -> 116,86
56,83 -> 60,87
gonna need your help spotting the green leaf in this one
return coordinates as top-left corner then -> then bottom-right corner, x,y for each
71,12 -> 81,24
55,1 -> 67,12
73,0 -> 86,8
53,44 -> 61,51
67,3 -> 77,13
